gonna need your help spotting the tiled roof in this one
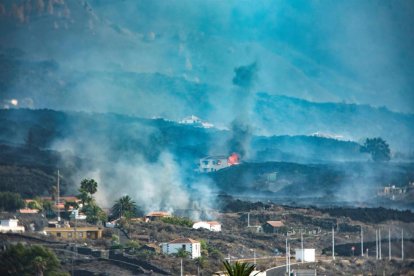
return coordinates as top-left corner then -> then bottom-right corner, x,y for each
266,221 -> 284,227
207,221 -> 221,226
169,238 -> 199,244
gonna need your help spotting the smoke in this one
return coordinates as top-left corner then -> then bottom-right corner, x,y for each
226,62 -> 258,158
232,62 -> 258,89
52,119 -> 217,220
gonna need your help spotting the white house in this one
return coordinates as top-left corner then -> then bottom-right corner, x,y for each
161,238 -> 201,259
0,219 -> 25,233
193,221 -> 222,232
295,248 -> 315,262
179,115 -> 214,129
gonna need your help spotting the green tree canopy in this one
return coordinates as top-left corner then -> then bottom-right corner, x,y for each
111,195 -> 138,219
360,137 -> 391,162
0,192 -> 24,211
0,243 -> 67,276
221,261 -> 258,276
78,179 -> 98,205
83,203 -> 107,224
80,179 -> 98,195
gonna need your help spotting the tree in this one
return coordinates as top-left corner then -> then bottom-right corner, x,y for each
194,256 -> 208,269
32,256 -> 47,276
83,203 -> 107,224
80,179 -> 98,195
78,179 -> 98,205
360,137 -> 391,162
0,192 -> 25,211
111,195 -> 137,219
175,248 -> 190,258
0,243 -> 66,276
221,261 -> 259,276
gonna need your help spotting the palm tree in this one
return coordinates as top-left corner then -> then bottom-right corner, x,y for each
32,256 -> 47,276
221,261 -> 259,276
111,195 -> 137,219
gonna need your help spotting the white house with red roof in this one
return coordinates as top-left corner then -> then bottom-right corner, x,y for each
193,221 -> 222,232
161,238 -> 201,259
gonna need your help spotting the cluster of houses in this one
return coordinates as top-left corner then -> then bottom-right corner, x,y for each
378,182 -> 414,200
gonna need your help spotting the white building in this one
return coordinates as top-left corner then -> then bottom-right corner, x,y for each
161,238 -> 201,259
295,248 -> 315,262
193,221 -> 222,232
179,115 -> 214,129
0,219 -> 25,233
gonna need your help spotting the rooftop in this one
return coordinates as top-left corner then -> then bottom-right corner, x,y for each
146,211 -> 171,217
266,220 -> 284,227
169,238 -> 199,244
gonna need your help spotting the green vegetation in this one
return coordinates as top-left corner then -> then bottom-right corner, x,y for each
83,203 -> 107,224
76,179 -> 106,224
221,261 -> 258,276
78,178 -> 98,205
160,216 -> 193,227
175,248 -> 191,258
360,137 -> 391,162
0,243 -> 68,276
111,195 -> 138,219
0,191 -> 24,211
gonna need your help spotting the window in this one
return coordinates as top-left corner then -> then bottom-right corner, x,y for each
68,232 -> 72,238
78,232 -> 83,238
56,232 -> 61,237
182,244 -> 186,250
87,232 -> 91,237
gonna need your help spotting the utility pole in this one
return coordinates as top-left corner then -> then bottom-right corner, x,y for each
286,237 -> 288,273
301,230 -> 304,263
288,244 -> 291,276
401,228 -> 404,260
247,212 -> 250,227
361,226 -> 364,257
57,170 -> 61,222
332,226 -> 335,260
253,249 -> 256,266
378,228 -> 382,260
180,258 -> 183,276
376,229 -> 378,260
388,227 -> 391,260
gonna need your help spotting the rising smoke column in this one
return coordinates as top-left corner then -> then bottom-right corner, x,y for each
227,62 -> 258,158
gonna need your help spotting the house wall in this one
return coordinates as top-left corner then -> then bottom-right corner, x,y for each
193,222 -> 211,230
199,158 -> 229,172
210,224 -> 221,232
295,249 -> 315,262
0,219 -> 25,233
45,229 -> 102,239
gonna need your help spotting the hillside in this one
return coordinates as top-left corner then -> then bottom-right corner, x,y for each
0,109 -> 412,210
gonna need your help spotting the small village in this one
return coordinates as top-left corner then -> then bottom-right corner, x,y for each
1,174 -> 414,275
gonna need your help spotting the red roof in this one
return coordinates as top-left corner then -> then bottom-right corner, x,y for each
207,221 -> 221,226
266,221 -> 284,227
169,238 -> 199,244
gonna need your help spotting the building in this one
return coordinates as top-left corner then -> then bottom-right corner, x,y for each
0,219 -> 25,233
145,211 -> 171,222
44,226 -> 102,240
192,221 -> 222,232
179,115 -> 214,128
161,238 -> 201,259
262,221 -> 285,233
295,248 -> 316,262
199,153 -> 239,173
18,208 -> 39,214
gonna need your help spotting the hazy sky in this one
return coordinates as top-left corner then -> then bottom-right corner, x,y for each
0,0 -> 413,113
